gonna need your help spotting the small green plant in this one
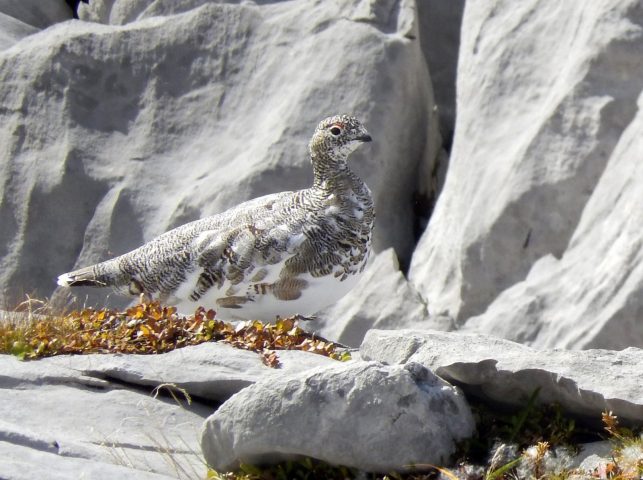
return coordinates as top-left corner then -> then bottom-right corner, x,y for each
455,388 -> 584,467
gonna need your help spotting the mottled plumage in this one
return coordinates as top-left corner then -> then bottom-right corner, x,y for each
57,115 -> 374,321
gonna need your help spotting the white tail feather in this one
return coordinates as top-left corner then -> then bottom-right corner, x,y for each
57,273 -> 73,287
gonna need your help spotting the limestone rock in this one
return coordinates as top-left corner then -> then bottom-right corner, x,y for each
1,442 -> 176,480
0,12 -> 38,51
570,441 -> 612,470
0,0 -> 71,29
0,343 -> 343,478
201,361 -> 474,472
0,0 -> 437,309
571,441 -> 643,480
311,248 -> 429,347
360,329 -> 643,425
44,342 -> 339,402
416,0 -> 464,142
462,91 -> 643,349
0,354 -> 210,478
0,0 -> 71,51
409,0 -> 643,333
78,0 -> 152,24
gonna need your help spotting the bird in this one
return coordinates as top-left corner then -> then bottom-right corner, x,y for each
57,114 -> 375,321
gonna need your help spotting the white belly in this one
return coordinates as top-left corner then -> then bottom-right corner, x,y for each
171,258 -> 366,322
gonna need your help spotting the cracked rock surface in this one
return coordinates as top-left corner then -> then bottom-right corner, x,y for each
0,354 -> 209,478
409,0 -> 643,350
0,345 -> 337,478
361,329 -> 643,425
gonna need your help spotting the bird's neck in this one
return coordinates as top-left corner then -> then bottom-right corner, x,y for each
311,151 -> 352,190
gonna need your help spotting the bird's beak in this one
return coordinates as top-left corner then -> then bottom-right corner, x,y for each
356,132 -> 372,143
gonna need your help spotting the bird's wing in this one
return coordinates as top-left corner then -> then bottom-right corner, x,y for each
173,190 -> 310,302
58,190 -> 299,295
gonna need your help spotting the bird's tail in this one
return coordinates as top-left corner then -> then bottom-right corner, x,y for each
57,258 -> 128,289
57,265 -> 108,288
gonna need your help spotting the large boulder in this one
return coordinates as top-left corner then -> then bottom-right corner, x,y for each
201,360 -> 474,472
361,329 -> 643,426
409,0 -> 643,342
0,0 -> 71,51
462,91 -> 643,349
0,0 -> 438,310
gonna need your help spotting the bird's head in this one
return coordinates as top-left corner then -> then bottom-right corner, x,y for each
309,114 -> 372,160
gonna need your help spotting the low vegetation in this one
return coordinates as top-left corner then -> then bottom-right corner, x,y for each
0,299 -> 350,366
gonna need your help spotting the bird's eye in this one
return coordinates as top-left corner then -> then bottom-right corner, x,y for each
330,126 -> 342,136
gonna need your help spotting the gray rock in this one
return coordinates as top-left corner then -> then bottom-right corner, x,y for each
0,354 -> 210,478
0,0 -> 438,310
44,342 -> 339,402
570,441 -> 612,470
0,353 -> 112,389
0,309 -> 45,326
0,0 -> 71,51
0,442 -> 176,480
360,329 -> 643,425
0,342 -> 343,477
0,12 -> 38,51
0,0 -> 71,29
201,360 -> 474,472
416,0 -> 464,142
574,455 -> 610,477
409,0 -> 643,333
311,248 -> 429,347
78,0 -> 152,25
462,92 -> 643,349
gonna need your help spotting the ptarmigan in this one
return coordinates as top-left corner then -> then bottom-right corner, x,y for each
57,115 -> 374,321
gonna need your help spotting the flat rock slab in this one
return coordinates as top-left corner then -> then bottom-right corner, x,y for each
0,357 -> 209,478
0,442 -> 176,480
0,343 -> 338,477
360,330 -> 643,425
43,341 -> 339,402
201,360 -> 474,473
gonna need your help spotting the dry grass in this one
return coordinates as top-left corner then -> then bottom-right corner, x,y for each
0,299 -> 350,365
